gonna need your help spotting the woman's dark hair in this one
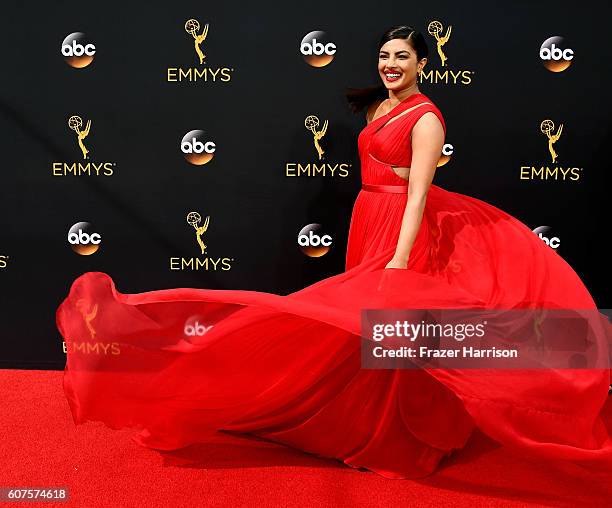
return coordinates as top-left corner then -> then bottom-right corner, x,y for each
345,26 -> 428,113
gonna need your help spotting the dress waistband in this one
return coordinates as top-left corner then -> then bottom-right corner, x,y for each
361,183 -> 408,194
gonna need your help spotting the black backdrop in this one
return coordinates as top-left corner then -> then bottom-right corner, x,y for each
1,1 -> 609,369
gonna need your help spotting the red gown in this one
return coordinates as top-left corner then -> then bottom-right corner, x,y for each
56,92 -> 612,480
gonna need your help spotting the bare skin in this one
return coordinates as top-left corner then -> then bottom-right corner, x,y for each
369,38 -> 445,270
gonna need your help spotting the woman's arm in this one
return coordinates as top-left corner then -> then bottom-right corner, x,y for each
385,112 -> 445,269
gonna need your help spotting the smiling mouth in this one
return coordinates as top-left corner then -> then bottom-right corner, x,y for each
384,72 -> 402,82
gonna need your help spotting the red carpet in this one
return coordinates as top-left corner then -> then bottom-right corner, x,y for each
0,369 -> 610,507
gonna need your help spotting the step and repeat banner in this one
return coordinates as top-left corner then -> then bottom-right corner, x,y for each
1,2 -> 608,368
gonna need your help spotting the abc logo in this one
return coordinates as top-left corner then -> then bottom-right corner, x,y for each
300,31 -> 336,67
533,226 -> 560,250
181,130 -> 216,165
62,32 -> 96,68
68,222 -> 102,255
298,223 -> 333,257
438,143 -> 454,167
184,315 -> 213,338
540,36 -> 573,72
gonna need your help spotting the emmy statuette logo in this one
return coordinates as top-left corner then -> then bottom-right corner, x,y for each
69,115 -> 91,160
298,224 -> 333,257
61,32 -> 96,68
428,20 -> 451,67
540,36 -> 574,72
519,119 -> 582,182
540,119 -> 563,164
285,114 -> 351,177
52,115 -> 116,177
167,19 -> 234,83
300,31 -> 337,67
169,212 -> 234,271
76,299 -> 98,339
187,211 -> 210,254
185,19 -> 209,64
422,20 -> 474,85
305,115 -> 328,160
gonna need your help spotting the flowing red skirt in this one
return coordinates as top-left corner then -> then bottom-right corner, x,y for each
57,183 -> 612,481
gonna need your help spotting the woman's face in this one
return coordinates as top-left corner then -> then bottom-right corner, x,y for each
378,38 -> 424,91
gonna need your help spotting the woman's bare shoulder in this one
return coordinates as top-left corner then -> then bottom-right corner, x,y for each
412,111 -> 446,146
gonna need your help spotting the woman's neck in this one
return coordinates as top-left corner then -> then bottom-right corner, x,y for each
387,84 -> 421,107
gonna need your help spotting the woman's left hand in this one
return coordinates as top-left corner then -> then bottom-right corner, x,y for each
378,256 -> 408,291
385,256 -> 408,269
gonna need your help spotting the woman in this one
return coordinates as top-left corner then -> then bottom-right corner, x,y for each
57,26 -> 611,480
